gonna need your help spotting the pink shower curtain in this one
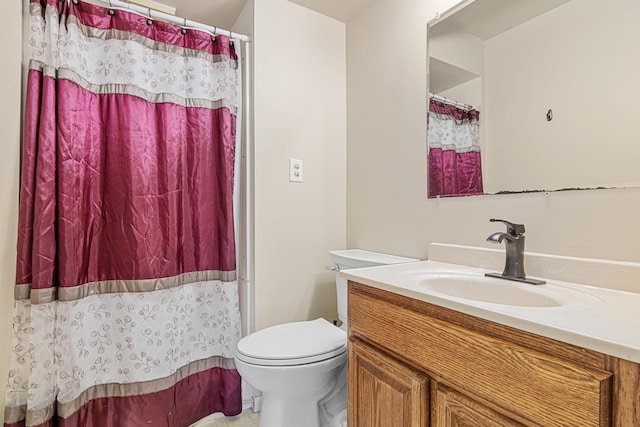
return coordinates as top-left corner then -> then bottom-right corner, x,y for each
427,99 -> 483,197
5,1 -> 242,426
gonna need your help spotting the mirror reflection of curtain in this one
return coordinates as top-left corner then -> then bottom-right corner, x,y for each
428,100 -> 483,197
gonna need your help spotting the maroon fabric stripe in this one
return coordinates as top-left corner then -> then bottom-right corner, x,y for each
4,367 -> 242,427
19,74 -> 237,289
15,69 -> 44,287
428,148 -> 484,197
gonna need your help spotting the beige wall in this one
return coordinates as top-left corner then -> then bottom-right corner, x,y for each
346,0 -> 640,266
0,0 -> 22,421
253,0 -> 347,329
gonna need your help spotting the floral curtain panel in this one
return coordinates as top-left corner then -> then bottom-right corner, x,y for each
5,1 -> 243,425
428,99 -> 484,197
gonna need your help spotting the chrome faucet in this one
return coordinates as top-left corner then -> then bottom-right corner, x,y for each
486,219 -> 545,285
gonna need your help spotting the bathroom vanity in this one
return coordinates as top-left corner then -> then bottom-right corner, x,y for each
342,245 -> 640,426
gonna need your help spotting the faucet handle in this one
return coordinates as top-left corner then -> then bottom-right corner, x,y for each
489,218 -> 525,236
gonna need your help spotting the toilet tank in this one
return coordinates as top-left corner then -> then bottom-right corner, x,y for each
329,249 -> 419,329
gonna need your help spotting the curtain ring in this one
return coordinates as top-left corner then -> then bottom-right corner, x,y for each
183,17 -> 187,27
107,0 -> 115,16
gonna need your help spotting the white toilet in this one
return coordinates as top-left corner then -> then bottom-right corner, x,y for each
234,249 -> 419,427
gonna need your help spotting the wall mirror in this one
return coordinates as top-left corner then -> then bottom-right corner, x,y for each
427,0 -> 640,198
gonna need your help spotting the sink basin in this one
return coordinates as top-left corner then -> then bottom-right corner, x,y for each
419,274 -> 563,307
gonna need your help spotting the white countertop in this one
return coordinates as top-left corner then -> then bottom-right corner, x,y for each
341,260 -> 640,364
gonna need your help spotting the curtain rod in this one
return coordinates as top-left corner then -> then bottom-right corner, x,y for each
429,92 -> 473,111
126,0 -> 175,15
88,0 -> 251,42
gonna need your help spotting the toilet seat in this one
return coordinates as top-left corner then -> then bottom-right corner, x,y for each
236,318 -> 347,367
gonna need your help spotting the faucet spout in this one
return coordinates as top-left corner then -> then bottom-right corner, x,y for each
486,232 -> 515,244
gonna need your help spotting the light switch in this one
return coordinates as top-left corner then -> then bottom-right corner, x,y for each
289,158 -> 303,183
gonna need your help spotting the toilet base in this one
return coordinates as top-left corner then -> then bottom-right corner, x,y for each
255,363 -> 347,427
318,364 -> 347,427
235,353 -> 347,427
259,394 -> 321,427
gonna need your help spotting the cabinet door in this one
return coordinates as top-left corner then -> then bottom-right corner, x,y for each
348,339 -> 428,427
432,383 -> 524,427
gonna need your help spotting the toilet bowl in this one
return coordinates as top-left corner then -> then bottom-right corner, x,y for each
235,318 -> 347,427
235,250 -> 419,427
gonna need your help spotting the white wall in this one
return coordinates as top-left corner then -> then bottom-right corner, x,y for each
346,0 -> 640,266
253,0 -> 347,329
0,0 -> 22,421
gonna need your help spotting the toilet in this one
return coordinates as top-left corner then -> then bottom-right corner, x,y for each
234,249 -> 419,427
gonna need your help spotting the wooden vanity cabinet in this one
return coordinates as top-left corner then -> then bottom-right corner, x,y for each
348,281 -> 640,427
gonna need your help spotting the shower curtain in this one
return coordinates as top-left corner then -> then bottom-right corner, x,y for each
427,99 -> 483,197
5,1 -> 243,426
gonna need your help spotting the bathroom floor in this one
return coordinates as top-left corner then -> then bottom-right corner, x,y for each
194,411 -> 260,427
211,413 -> 259,427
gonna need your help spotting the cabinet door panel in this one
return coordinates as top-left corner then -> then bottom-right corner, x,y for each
433,384 -> 524,427
349,339 -> 428,427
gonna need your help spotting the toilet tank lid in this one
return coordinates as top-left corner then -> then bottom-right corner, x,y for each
330,249 -> 420,268
237,318 -> 346,360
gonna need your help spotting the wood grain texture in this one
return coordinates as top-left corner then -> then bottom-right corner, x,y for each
349,282 -> 605,369
606,355 -> 640,426
349,286 -> 612,426
348,338 -> 429,427
432,383 -> 524,427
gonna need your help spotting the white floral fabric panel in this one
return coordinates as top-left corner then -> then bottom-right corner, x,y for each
29,3 -> 240,111
6,280 -> 241,410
